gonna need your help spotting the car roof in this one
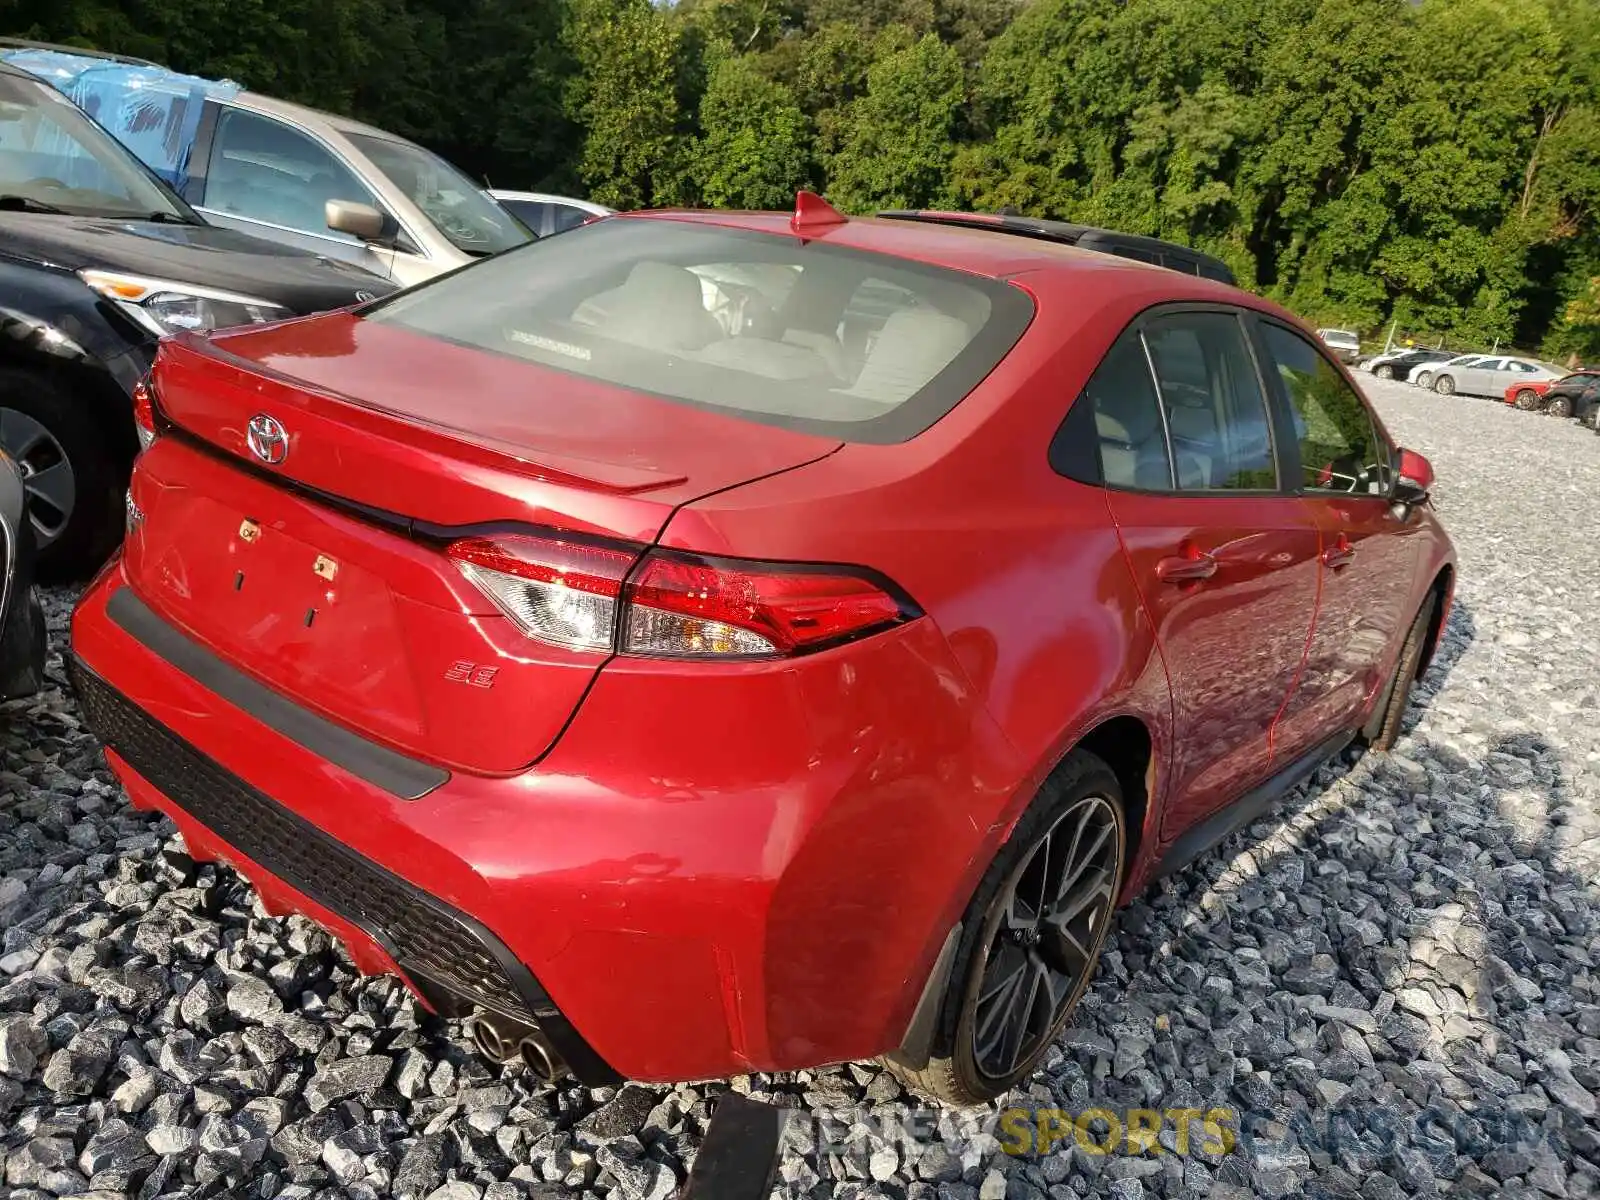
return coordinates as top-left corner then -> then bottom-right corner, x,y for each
220,89 -> 402,142
630,210 -> 1253,296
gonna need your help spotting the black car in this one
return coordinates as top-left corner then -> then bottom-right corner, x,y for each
0,59 -> 397,577
1533,370 -> 1600,421
1363,348 -> 1453,380
0,446 -> 46,701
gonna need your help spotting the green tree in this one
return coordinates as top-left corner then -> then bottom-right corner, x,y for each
563,0 -> 694,208
826,33 -> 964,211
694,55 -> 811,208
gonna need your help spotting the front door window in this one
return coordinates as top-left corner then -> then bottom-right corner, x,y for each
203,108 -> 377,239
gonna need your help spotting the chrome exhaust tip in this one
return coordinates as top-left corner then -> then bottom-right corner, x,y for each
518,1029 -> 568,1084
468,1011 -> 531,1065
467,1012 -> 571,1083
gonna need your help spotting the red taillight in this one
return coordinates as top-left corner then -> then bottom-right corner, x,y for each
625,554 -> 907,657
446,533 -> 913,659
131,378 -> 158,451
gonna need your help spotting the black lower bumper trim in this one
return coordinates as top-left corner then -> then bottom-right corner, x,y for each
69,655 -> 621,1085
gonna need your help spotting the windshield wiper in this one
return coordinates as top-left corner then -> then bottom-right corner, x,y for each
0,194 -> 70,215
137,210 -> 198,225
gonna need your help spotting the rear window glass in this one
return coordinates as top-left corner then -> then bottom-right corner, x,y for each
364,218 -> 1034,442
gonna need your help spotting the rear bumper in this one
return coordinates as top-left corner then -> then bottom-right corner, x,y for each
71,562 -> 1024,1082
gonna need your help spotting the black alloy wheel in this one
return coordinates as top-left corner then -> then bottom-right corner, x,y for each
969,793 -> 1123,1080
0,406 -> 75,553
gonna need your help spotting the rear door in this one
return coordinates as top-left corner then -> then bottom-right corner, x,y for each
1089,308 -> 1323,836
1253,320 -> 1422,760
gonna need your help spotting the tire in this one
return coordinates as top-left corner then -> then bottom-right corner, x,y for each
883,751 -> 1126,1106
1414,371 -> 1434,389
1365,593 -> 1438,753
1433,374 -> 1455,395
1374,365 -> 1395,380
1546,395 -> 1573,420
0,369 -> 126,580
1514,389 -> 1541,411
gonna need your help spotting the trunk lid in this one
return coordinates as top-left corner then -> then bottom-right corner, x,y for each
127,319 -> 840,773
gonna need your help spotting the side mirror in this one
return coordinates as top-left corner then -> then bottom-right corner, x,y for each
325,199 -> 387,242
1393,447 -> 1433,506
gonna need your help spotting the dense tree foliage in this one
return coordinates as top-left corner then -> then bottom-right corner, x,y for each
8,0 -> 1600,353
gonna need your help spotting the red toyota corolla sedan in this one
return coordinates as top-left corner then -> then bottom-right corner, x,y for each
71,201 -> 1455,1105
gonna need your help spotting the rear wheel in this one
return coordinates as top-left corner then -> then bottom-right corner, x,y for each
883,751 -> 1126,1105
1365,593 -> 1438,752
1514,389 -> 1541,410
0,369 -> 125,580
1374,364 -> 1395,380
1547,395 -> 1574,420
1433,374 -> 1456,395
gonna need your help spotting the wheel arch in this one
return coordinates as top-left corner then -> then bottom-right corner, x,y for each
1073,714 -> 1156,883
1418,563 -> 1454,676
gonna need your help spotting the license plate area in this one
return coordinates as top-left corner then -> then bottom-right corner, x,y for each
137,494 -> 421,733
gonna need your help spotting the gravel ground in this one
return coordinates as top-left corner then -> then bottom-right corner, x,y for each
1,378 -> 1597,1200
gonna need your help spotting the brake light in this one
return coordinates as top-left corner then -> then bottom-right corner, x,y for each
447,534 -> 913,658
131,378 -> 158,451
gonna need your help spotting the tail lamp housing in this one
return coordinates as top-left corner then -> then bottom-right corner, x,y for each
131,378 -> 159,451
446,532 -> 917,659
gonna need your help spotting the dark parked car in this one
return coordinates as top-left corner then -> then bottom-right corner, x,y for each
0,446 -> 46,701
0,59 -> 396,576
73,196 -> 1454,1105
1364,348 -> 1453,380
1529,371 -> 1600,421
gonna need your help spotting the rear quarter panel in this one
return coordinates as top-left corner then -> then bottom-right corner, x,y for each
652,271 -> 1190,1003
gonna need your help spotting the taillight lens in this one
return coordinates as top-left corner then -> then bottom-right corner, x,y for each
447,533 -> 913,659
131,378 -> 158,451
624,554 -> 907,657
447,534 -> 633,652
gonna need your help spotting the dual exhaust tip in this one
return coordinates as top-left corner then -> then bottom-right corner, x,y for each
468,1011 -> 568,1084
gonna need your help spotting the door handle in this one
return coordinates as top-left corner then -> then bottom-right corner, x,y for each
1156,550 -> 1218,583
1321,536 -> 1356,570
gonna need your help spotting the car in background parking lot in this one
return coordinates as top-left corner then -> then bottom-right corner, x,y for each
3,43 -> 531,287
1409,353 -> 1482,389
1505,369 -> 1600,418
489,190 -> 611,237
1316,328 -> 1362,363
72,195 -> 1455,1107
0,57 -> 396,575
1363,348 -> 1452,380
1429,354 -> 1563,398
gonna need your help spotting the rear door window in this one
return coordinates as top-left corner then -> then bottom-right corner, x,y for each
365,219 -> 1034,443
1143,312 -> 1277,491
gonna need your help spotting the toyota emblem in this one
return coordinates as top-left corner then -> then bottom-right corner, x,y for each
246,414 -> 290,465
354,291 -> 376,303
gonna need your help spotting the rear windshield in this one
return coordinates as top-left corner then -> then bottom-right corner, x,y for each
364,218 -> 1034,442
